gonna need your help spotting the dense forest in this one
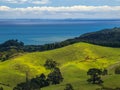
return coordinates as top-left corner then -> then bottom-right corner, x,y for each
74,27 -> 120,47
0,27 -> 120,61
0,40 -> 24,61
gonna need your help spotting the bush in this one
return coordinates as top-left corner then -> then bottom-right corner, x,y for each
64,84 -> 74,90
115,67 -> 120,74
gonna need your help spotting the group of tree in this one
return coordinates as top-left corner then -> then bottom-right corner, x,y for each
0,39 -> 24,61
87,68 -> 108,84
73,27 -> 120,47
44,59 -> 63,84
23,41 -> 70,52
13,73 -> 49,90
13,59 -> 63,90
0,39 -> 24,52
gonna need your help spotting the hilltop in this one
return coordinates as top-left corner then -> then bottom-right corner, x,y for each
0,42 -> 120,90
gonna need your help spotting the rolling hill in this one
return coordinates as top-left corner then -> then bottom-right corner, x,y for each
0,42 -> 120,90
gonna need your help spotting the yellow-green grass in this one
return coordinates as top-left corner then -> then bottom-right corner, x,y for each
0,42 -> 120,90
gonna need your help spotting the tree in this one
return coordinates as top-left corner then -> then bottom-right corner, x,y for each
114,66 -> 120,74
0,87 -> 3,90
87,68 -> 103,84
13,73 -> 50,90
16,82 -> 31,90
64,84 -> 74,90
47,67 -> 63,85
30,73 -> 49,89
44,59 -> 58,69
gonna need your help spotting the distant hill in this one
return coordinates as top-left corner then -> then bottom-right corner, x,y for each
67,27 -> 120,47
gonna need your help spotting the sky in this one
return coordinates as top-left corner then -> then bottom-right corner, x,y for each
0,0 -> 120,19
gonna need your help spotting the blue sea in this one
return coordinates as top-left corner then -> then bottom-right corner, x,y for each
0,19 -> 120,45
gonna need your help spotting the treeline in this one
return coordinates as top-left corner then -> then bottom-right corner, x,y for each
0,40 -> 24,61
24,40 -> 71,52
77,27 -> 120,47
0,39 -> 71,61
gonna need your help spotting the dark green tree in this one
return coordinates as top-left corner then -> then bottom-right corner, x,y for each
0,87 -> 3,90
47,67 -> 63,84
87,68 -> 103,84
44,59 -> 58,69
30,73 -> 49,89
0,39 -> 24,61
115,67 -> 120,74
13,73 -> 50,90
64,84 -> 74,90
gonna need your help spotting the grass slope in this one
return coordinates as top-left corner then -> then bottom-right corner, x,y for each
0,42 -> 120,90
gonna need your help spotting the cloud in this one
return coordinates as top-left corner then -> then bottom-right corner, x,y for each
0,5 -> 120,19
31,0 -> 49,4
0,6 -> 10,11
0,0 -> 49,4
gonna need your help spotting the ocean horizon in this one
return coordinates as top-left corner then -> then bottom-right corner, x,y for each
0,19 -> 120,45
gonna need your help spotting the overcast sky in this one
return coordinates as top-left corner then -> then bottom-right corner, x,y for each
0,0 -> 120,19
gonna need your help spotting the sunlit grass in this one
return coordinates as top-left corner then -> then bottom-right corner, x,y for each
0,42 -> 120,90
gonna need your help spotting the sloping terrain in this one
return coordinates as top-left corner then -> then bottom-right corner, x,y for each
0,42 -> 120,90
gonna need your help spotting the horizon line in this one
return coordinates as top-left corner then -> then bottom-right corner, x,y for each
0,18 -> 120,20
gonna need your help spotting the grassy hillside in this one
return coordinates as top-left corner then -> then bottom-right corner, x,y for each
0,42 -> 120,90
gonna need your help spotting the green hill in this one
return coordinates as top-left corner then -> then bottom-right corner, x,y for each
0,42 -> 120,90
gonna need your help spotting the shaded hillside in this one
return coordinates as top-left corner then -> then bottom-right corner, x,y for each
72,27 -> 120,47
0,42 -> 120,90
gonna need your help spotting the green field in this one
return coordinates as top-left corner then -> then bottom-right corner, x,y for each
0,42 -> 120,90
